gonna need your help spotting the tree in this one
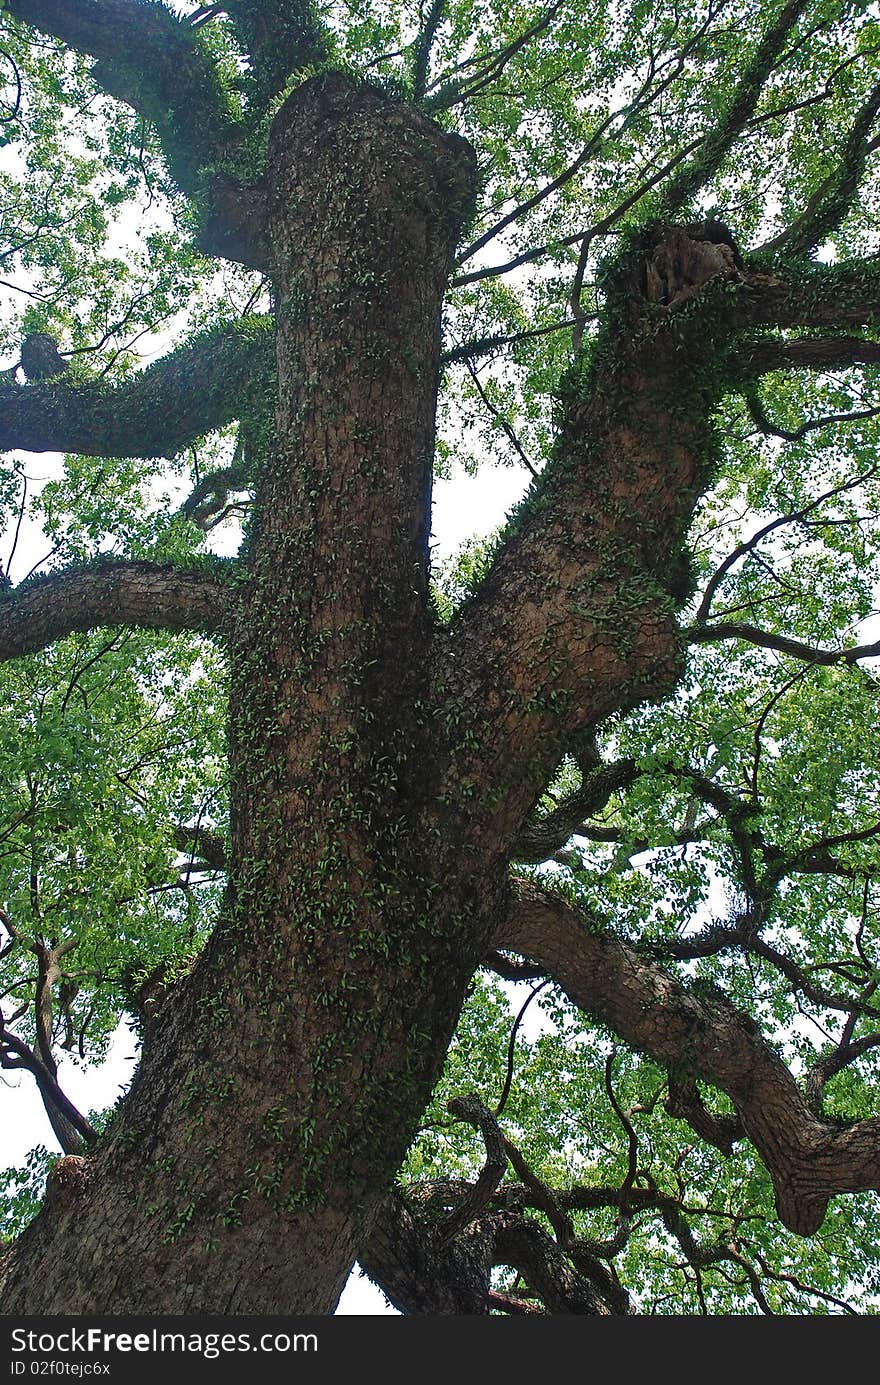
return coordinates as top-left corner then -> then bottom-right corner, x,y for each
1,0 -> 880,1316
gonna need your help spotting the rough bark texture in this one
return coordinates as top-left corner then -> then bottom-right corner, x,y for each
0,73 -> 488,1317
0,561 -> 230,659
0,321 -> 271,459
0,129 -> 838,1315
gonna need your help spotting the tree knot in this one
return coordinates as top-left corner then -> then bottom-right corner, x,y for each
45,1155 -> 91,1208
644,222 -> 742,307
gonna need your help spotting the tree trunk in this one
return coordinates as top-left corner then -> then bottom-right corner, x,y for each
0,84 -> 763,1316
0,73 -> 484,1317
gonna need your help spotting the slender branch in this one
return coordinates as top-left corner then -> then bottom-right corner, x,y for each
643,920 -> 880,1023
736,335 -> 880,379
805,1000 -> 880,1117
690,622 -> 880,667
693,463 -> 879,627
221,1 -> 329,107
494,980 -> 549,1117
441,1093 -> 508,1244
514,757 -> 639,863
457,102 -> 636,268
783,817 -> 880,868
659,0 -> 812,215
464,361 -> 538,476
441,318 -> 577,367
745,392 -> 880,442
427,2 -> 563,111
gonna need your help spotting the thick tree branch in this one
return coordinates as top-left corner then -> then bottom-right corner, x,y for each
736,334 -> 880,379
174,824 -> 226,873
664,1077 -> 744,1156
440,1094 -> 507,1244
491,1217 -> 612,1315
222,1 -> 328,108
0,559 -> 231,661
358,1188 -> 498,1315
6,0 -> 243,198
497,878 -> 880,1235
0,318 -> 272,459
440,229 -> 880,866
434,249 -> 733,855
412,0 -> 448,103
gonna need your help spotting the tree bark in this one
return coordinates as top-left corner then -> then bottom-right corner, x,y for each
0,73 -> 481,1316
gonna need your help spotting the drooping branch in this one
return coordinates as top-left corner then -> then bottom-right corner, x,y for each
6,0 -> 244,198
0,1007 -> 98,1154
693,463 -> 879,627
0,318 -> 272,459
0,559 -> 232,661
497,878 -> 880,1235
